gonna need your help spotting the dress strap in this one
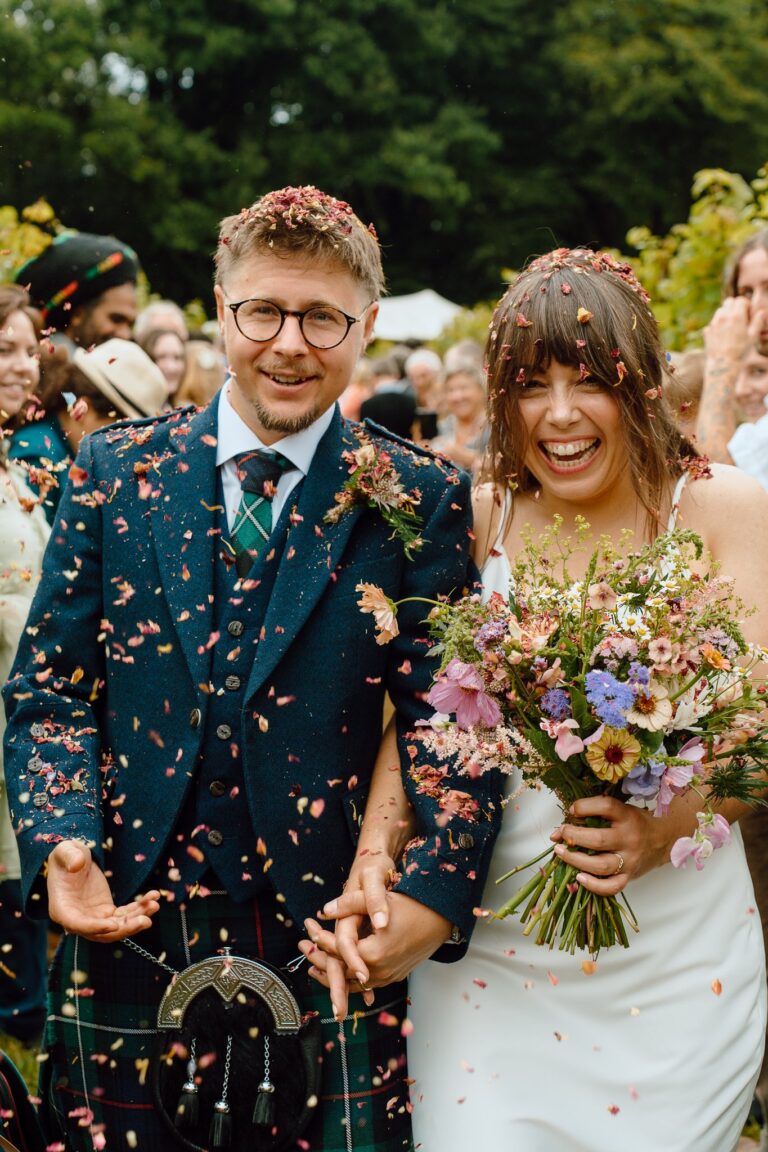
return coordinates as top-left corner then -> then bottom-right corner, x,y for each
491,487 -> 513,553
667,472 -> 688,531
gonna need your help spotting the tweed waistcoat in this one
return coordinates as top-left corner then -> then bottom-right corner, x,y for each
165,477 -> 301,902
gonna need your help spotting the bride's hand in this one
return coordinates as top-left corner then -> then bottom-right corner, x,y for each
299,850 -> 398,1019
550,795 -> 684,895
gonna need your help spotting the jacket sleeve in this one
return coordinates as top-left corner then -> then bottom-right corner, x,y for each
2,435 -> 107,917
384,463 -> 503,958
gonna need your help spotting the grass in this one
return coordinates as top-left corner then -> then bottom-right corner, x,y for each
0,1031 -> 41,1092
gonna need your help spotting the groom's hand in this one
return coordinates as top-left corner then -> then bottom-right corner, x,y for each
302,892 -> 451,1019
48,840 -> 160,942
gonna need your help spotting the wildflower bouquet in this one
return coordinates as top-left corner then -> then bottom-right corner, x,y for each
358,519 -> 768,955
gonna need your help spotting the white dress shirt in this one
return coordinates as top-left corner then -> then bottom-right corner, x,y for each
728,410 -> 768,491
216,385 -> 335,531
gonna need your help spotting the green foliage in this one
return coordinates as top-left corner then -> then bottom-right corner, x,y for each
0,200 -> 60,283
2,0 -> 768,312
621,165 -> 768,350
431,299 -> 496,356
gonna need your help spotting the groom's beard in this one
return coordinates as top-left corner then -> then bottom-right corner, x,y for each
245,394 -> 325,435
231,360 -> 328,435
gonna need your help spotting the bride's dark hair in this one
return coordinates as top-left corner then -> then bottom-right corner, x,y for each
484,248 -> 695,533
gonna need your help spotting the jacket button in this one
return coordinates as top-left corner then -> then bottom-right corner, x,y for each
189,708 -> 202,729
224,675 -> 241,691
32,793 -> 48,808
209,779 -> 227,798
227,620 -> 244,637
207,829 -> 224,847
216,724 -> 232,740
458,833 -> 474,850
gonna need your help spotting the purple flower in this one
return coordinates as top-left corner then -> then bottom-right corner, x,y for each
541,688 -> 570,721
428,658 -> 503,730
622,758 -> 664,799
585,670 -> 634,728
473,619 -> 507,653
628,661 -> 650,688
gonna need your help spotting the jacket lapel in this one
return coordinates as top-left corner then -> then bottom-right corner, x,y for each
244,408 -> 365,701
148,399 -> 220,687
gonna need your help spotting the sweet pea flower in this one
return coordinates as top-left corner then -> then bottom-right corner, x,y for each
654,746 -> 703,817
671,811 -> 731,870
428,658 -> 503,730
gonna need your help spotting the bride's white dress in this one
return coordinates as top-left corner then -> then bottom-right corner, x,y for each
408,504 -> 766,1152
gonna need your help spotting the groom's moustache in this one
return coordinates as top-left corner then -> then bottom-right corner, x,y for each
258,359 -> 325,379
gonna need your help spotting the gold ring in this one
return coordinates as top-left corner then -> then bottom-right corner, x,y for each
612,852 -> 625,876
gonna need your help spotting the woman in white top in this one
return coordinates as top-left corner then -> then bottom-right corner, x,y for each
0,285 -> 51,1042
307,248 -> 768,1152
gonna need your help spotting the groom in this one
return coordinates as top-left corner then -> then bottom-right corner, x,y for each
3,187 -> 498,1150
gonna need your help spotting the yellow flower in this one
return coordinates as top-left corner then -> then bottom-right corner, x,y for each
585,726 -> 641,782
356,583 -> 399,645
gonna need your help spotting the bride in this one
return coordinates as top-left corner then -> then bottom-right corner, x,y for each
303,248 -> 768,1151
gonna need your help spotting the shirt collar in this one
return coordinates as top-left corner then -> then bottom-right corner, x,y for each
215,382 -> 335,476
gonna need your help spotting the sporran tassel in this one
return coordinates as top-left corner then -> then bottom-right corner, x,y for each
209,1099 -> 233,1148
253,1033 -> 276,1128
175,1077 -> 199,1131
175,1047 -> 199,1131
253,1078 -> 276,1127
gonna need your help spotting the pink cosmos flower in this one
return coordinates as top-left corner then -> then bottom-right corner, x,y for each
428,658 -> 502,730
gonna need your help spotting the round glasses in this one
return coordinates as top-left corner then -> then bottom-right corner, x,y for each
227,298 -> 368,350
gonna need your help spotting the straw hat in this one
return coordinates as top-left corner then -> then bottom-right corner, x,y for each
72,338 -> 168,419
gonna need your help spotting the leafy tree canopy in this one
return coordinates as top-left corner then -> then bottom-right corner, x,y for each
1,0 -> 767,313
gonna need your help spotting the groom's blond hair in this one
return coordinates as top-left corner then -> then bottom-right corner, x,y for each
215,185 -> 385,300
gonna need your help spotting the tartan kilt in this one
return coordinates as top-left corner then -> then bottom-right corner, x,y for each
40,887 -> 414,1152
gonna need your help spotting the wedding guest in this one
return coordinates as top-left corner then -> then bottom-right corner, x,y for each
3,185 -> 488,1150
443,337 -> 484,374
0,286 -> 50,1046
9,338 -> 167,522
133,298 -> 188,343
697,228 -> 768,463
430,363 -> 488,471
138,326 -> 188,407
404,347 -> 443,410
315,248 -> 768,1152
175,338 -> 227,408
339,357 -> 376,421
14,232 -> 139,354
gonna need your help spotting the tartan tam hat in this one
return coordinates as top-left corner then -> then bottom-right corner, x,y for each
14,231 -> 139,330
72,338 -> 168,420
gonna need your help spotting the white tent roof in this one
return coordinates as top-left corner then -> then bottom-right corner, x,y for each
374,288 -> 461,341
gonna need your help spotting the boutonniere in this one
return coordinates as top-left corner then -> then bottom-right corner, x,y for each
324,432 -> 424,558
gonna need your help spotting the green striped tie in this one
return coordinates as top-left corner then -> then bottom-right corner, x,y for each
232,449 -> 292,575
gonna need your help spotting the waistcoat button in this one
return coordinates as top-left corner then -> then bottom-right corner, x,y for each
189,708 -> 202,728
209,779 -> 227,798
458,833 -> 474,850
216,724 -> 232,740
228,620 -> 244,637
207,829 -> 224,847
224,675 -> 241,691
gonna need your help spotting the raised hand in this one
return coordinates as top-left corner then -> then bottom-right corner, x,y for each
47,840 -> 160,942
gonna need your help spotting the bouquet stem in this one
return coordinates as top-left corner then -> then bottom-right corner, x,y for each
494,848 -> 638,956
